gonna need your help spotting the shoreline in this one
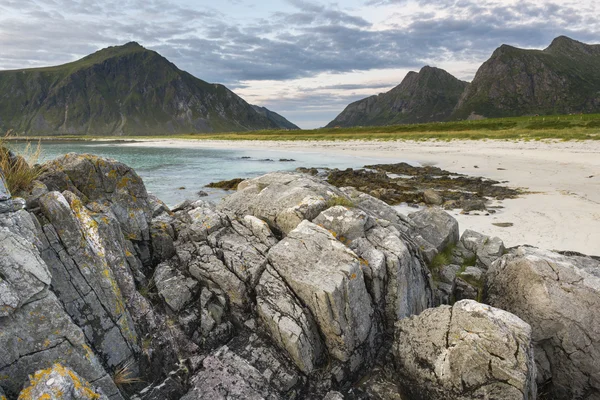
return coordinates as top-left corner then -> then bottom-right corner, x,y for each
120,138 -> 600,255
20,137 -> 600,255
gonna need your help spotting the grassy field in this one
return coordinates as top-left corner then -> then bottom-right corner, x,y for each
8,113 -> 600,142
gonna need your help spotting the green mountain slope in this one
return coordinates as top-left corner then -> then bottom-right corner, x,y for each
325,66 -> 468,128
251,105 -> 300,129
0,42 -> 293,136
453,36 -> 600,119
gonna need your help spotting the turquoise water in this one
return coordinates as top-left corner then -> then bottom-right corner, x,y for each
10,141 -> 406,206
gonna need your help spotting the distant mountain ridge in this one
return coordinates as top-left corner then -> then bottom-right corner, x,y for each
0,42 -> 298,136
452,36 -> 600,119
326,66 -> 468,128
327,36 -> 600,127
251,105 -> 300,130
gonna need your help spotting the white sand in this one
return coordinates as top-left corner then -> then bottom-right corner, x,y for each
117,139 -> 600,255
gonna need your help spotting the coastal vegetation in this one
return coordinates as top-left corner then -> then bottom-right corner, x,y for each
11,113 -> 599,141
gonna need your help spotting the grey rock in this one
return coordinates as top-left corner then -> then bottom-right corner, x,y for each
460,229 -> 505,269
323,391 -> 345,400
363,225 -> 433,324
0,292 -> 122,399
181,346 -> 281,400
0,198 -> 25,214
219,172 -> 347,235
461,198 -> 487,211
154,263 -> 199,312
268,220 -> 373,362
0,227 -> 51,316
38,153 -> 152,249
394,300 -> 536,400
37,191 -> 138,369
17,179 -> 48,209
423,189 -> 443,205
439,264 -> 460,285
486,247 -> 600,399
408,208 -> 459,253
17,364 -> 110,400
0,208 -> 44,250
256,266 -> 324,374
0,169 -> 9,201
313,205 -> 374,243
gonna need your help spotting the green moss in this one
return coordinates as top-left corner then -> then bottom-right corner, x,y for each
205,178 -> 244,190
326,196 -> 355,208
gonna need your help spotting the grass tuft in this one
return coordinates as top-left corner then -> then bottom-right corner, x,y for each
113,360 -> 143,386
0,136 -> 43,194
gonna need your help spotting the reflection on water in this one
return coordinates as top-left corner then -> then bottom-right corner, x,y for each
8,141 -> 406,206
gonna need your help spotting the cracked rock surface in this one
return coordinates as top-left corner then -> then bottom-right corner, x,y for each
394,299 -> 536,400
486,247 -> 600,400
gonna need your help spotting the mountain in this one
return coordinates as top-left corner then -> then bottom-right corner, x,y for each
326,66 -> 468,128
251,105 -> 299,129
0,42 -> 295,136
453,36 -> 600,119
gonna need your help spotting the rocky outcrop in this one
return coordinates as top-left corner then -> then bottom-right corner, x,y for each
4,153 -> 598,400
0,208 -> 121,399
394,300 -> 537,399
17,364 -> 109,400
486,247 -> 600,399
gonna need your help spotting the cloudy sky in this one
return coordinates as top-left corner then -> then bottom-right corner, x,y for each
1,0 -> 599,128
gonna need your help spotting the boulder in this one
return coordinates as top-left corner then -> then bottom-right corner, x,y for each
460,229 -> 505,269
407,208 -> 459,253
486,247 -> 600,399
268,220 -> 374,362
394,300 -> 536,400
256,266 -> 324,374
17,364 -> 109,400
219,172 -> 347,235
423,189 -> 443,205
181,346 -> 281,400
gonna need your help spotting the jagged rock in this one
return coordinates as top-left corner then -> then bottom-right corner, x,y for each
454,266 -> 484,301
460,229 -> 505,269
17,364 -> 109,400
0,170 -> 9,201
154,263 -> 199,312
0,227 -> 51,316
423,189 -> 443,205
313,205 -> 374,243
38,153 -> 152,261
219,172 -> 347,235
314,204 -> 433,326
150,215 -> 176,266
486,247 -> 600,399
37,191 -> 139,369
0,291 -> 121,399
0,209 -> 121,399
0,209 -> 44,250
438,264 -> 460,285
17,179 -> 48,209
323,391 -> 345,400
268,220 -> 374,363
407,208 -> 459,253
256,266 -> 324,374
181,346 -> 282,400
394,300 -> 536,400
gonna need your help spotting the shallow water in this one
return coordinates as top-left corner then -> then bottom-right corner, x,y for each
10,141 -> 408,206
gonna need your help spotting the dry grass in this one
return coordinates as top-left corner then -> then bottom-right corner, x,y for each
0,135 -> 43,194
112,360 -> 143,386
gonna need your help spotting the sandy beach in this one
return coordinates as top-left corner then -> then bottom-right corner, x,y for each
118,138 -> 600,255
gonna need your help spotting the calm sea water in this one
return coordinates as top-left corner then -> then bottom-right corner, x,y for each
10,141 -> 408,206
